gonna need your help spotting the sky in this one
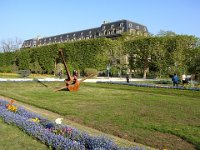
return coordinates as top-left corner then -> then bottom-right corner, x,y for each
0,0 -> 200,42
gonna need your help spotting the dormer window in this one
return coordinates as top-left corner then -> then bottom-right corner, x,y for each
120,23 -> 124,27
129,23 -> 132,27
136,26 -> 140,30
102,26 -> 105,30
111,24 -> 114,28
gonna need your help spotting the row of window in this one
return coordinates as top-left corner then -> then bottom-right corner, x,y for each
23,28 -> 148,48
22,21 -> 148,48
23,29 -> 125,47
102,23 -> 146,31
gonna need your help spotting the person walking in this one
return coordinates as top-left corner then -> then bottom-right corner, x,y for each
126,74 -> 130,83
182,73 -> 186,86
172,73 -> 179,87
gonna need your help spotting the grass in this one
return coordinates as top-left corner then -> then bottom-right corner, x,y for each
0,72 -> 55,79
0,118 -> 48,150
0,73 -> 21,78
0,81 -> 199,150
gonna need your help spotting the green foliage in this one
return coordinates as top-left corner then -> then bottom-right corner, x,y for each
29,61 -> 43,74
18,70 -> 31,78
0,52 -> 16,72
156,30 -> 176,37
54,38 -> 116,73
15,49 -> 31,70
0,35 -> 199,79
124,35 -> 198,78
187,47 -> 200,72
31,45 -> 58,74
84,68 -> 98,76
154,80 -> 172,84
110,66 -> 119,77
0,66 -> 12,73
55,63 -> 64,75
188,47 -> 200,81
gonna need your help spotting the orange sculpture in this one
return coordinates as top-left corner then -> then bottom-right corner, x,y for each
55,49 -> 93,92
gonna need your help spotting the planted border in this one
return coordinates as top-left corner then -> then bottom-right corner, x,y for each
0,99 -> 145,150
97,81 -> 200,91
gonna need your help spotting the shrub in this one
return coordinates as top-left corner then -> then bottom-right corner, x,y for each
84,68 -> 98,76
18,70 -> 31,78
154,80 -> 171,84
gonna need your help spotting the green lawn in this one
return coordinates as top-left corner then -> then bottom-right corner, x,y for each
0,82 -> 199,150
0,118 -> 48,150
0,73 -> 55,78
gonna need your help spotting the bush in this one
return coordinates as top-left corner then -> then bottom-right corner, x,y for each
18,70 -> 31,78
0,66 -> 13,73
84,68 -> 98,76
154,80 -> 171,84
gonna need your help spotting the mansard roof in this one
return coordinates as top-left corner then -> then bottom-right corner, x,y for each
22,19 -> 149,48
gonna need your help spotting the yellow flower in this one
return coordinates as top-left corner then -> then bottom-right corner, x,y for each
7,105 -> 17,112
29,118 -> 40,123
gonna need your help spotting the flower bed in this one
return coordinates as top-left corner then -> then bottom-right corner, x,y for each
98,81 -> 200,91
0,99 -> 144,150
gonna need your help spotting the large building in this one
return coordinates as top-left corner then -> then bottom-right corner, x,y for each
22,19 -> 148,48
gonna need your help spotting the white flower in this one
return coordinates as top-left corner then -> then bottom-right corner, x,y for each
55,118 -> 63,124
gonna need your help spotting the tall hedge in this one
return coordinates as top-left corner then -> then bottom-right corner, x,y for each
59,38 -> 116,71
0,52 -> 16,72
12,38 -> 115,74
1,35 -> 199,78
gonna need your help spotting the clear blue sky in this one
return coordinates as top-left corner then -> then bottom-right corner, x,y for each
0,0 -> 200,42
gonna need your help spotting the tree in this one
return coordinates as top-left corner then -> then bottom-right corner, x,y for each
106,40 -> 126,77
125,37 -> 164,78
156,30 -> 176,37
165,35 -> 197,76
187,47 -> 200,81
0,37 -> 22,52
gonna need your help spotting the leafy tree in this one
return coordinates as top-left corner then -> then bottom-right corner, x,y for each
187,47 -> 200,81
165,35 -> 197,76
125,37 -> 165,78
156,30 -> 176,37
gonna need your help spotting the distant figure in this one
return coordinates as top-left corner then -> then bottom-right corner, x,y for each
182,73 -> 186,86
58,70 -> 62,79
126,74 -> 130,83
73,70 -> 78,77
172,73 -> 179,87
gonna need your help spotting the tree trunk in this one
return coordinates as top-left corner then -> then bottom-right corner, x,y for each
143,67 -> 148,79
54,58 -> 56,76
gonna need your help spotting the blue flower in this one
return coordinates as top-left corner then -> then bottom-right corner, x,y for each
0,99 -> 145,150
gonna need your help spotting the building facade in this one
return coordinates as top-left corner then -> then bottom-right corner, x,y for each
22,19 -> 148,48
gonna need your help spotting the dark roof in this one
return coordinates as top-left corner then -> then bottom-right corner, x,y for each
22,19 -> 149,47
